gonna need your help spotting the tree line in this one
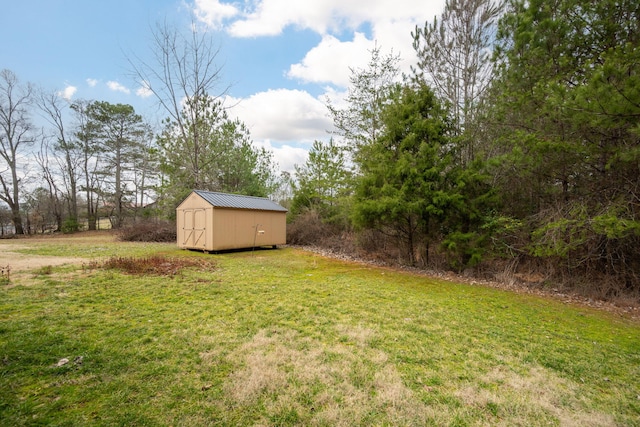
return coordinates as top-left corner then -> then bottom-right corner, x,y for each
0,23 -> 279,235
289,0 -> 640,298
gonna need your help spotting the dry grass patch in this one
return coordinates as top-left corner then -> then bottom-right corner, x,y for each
220,327 -> 431,426
335,323 -> 376,347
456,365 -> 616,426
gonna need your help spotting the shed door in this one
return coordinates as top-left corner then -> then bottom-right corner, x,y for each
182,209 -> 206,249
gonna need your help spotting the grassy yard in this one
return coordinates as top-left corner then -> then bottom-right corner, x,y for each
1,232 -> 639,426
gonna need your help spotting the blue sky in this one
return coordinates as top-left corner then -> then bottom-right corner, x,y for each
1,0 -> 444,172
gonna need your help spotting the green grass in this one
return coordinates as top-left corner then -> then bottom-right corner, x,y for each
1,234 -> 639,426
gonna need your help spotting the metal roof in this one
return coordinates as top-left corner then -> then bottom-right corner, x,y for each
193,190 -> 288,212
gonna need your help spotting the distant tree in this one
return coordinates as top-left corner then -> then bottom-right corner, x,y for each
85,101 -> 149,229
327,45 -> 400,167
0,69 -> 35,234
130,21 -> 226,202
129,21 -> 226,137
291,139 -> 351,225
70,100 -> 102,231
37,89 -> 80,227
130,124 -> 159,220
272,171 -> 294,210
131,22 -> 277,215
34,140 -> 64,232
158,95 -> 278,215
24,186 -> 60,234
215,118 -> 278,196
0,204 -> 11,235
412,0 -> 503,163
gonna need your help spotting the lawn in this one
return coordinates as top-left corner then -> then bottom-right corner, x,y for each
1,232 -> 639,426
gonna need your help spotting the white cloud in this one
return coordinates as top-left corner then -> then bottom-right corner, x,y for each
86,78 -> 98,87
195,0 -> 445,87
106,81 -> 131,94
226,88 -> 333,143
287,32 -> 373,87
59,85 -> 77,101
192,0 -> 240,29
197,0 -> 444,38
136,81 -> 153,98
225,88 -> 336,173
226,1 -> 337,37
255,140 -> 308,173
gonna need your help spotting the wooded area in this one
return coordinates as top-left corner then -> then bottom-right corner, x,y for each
1,0 -> 638,299
290,0 -> 640,299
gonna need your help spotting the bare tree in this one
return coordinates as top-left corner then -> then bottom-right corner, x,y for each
34,141 -> 64,232
326,44 -> 400,166
0,69 -> 35,234
70,100 -> 101,230
37,89 -> 80,226
128,21 -> 228,186
0,204 -> 11,235
412,0 -> 503,163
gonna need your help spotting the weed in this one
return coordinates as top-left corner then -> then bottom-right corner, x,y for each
81,260 -> 101,272
33,265 -> 54,276
0,264 -> 9,285
102,255 -> 216,276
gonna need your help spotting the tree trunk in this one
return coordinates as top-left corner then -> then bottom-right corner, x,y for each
114,146 -> 122,229
67,151 -> 78,222
87,191 -> 96,231
12,209 -> 24,235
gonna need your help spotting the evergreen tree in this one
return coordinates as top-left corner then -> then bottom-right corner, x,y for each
352,83 -> 453,265
158,94 -> 277,216
85,101 -> 149,229
291,139 -> 351,225
489,0 -> 640,288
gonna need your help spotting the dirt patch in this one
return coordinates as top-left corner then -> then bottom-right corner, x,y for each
0,242 -> 83,272
0,231 -> 115,274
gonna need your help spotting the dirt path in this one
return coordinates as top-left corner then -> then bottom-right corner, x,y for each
0,231 -> 115,274
0,242 -> 84,272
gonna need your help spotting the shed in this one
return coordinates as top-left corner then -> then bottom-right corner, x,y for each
176,190 -> 287,252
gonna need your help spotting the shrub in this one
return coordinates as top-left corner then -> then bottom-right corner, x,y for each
102,255 -> 215,276
287,209 -> 332,245
61,218 -> 80,234
118,221 -> 177,242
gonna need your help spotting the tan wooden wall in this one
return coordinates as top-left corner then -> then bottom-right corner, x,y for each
176,193 -> 286,251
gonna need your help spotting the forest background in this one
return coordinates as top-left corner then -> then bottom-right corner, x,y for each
1,0 -> 638,301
